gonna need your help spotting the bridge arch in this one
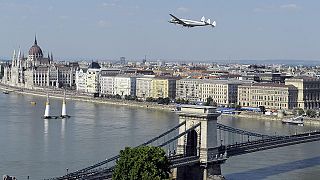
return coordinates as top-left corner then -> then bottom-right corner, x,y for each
186,129 -> 198,156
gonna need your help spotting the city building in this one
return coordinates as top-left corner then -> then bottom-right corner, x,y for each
85,62 -> 101,94
136,76 -> 155,100
176,79 -> 202,102
151,77 -> 177,99
2,36 -> 78,88
114,76 -> 136,97
238,83 -> 298,110
75,68 -> 87,92
99,75 -> 115,96
285,77 -> 320,109
199,80 -> 242,106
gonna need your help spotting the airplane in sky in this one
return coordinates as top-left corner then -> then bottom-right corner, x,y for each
169,14 -> 216,28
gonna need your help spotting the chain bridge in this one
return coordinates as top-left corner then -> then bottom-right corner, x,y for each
46,105 -> 320,180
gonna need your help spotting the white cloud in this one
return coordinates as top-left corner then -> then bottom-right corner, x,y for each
98,20 -> 111,28
177,7 -> 189,13
280,4 -> 299,10
102,2 -> 116,7
254,4 -> 300,13
253,6 -> 274,13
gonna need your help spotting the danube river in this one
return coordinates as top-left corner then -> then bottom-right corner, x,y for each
1,93 -> 320,179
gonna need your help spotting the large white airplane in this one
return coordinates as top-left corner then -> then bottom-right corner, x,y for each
169,14 -> 216,28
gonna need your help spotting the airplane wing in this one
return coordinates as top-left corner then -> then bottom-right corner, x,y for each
169,14 -> 187,25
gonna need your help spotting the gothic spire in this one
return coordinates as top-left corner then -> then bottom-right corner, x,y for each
12,49 -> 16,66
34,34 -> 38,45
17,46 -> 21,61
50,52 -> 53,62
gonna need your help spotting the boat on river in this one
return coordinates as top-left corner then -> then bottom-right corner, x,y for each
282,116 -> 304,125
3,90 -> 9,94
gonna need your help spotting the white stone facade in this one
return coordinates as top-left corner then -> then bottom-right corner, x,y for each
85,68 -> 101,93
136,76 -> 154,99
99,75 -> 115,95
114,76 -> 136,96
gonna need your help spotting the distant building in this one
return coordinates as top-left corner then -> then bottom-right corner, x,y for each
75,68 -> 87,92
200,80 -> 242,106
285,77 -> 320,109
2,36 -> 77,88
176,79 -> 202,102
99,75 -> 115,96
114,76 -> 136,97
120,57 -> 126,65
151,77 -> 177,99
241,73 -> 289,83
238,83 -> 298,110
177,79 -> 244,106
136,76 -> 155,100
85,62 -> 101,94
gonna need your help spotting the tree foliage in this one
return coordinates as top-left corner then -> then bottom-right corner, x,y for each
175,98 -> 189,104
205,96 -> 213,106
293,108 -> 305,116
306,109 -> 317,118
112,146 -> 171,180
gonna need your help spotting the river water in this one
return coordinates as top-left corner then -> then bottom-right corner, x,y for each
0,93 -> 319,179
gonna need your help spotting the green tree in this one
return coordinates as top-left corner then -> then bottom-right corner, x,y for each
293,108 -> 305,116
205,96 -> 213,106
146,97 -> 155,102
113,146 -> 170,180
235,104 -> 242,111
259,106 -> 266,114
306,109 -> 317,118
163,97 -> 170,105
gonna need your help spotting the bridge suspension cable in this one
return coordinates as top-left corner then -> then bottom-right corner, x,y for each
217,123 -> 273,138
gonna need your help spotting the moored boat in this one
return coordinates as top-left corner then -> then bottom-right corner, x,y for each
3,90 -> 9,94
282,116 -> 304,125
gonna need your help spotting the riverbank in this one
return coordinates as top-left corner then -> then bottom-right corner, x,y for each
0,83 -> 175,112
222,111 -> 320,125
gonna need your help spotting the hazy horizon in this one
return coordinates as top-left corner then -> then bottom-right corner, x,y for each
0,1 -> 319,61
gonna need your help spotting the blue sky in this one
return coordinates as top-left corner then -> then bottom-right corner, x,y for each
0,0 -> 319,61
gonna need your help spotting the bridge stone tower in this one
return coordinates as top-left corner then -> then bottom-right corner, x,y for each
174,105 -> 224,180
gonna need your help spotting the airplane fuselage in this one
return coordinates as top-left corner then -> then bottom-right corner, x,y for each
169,18 -> 207,27
169,14 -> 216,28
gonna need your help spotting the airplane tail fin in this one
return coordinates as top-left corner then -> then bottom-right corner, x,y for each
201,16 -> 205,22
206,19 -> 211,24
212,21 -> 216,27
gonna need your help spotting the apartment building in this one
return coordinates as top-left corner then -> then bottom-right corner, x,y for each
99,75 -> 115,95
238,83 -> 298,110
176,79 -> 202,102
136,76 -> 154,99
114,76 -> 136,97
285,77 -> 320,109
199,80 -> 242,106
151,77 -> 177,99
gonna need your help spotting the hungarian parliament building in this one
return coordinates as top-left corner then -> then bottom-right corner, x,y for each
2,37 -> 78,89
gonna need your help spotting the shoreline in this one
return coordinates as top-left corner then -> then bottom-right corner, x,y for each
1,83 -> 320,125
0,83 -> 175,112
222,112 -> 320,125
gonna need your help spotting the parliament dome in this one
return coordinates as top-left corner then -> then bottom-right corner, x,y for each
29,36 -> 43,56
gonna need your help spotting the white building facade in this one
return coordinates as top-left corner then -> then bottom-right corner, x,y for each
114,76 -> 136,97
136,76 -> 154,99
99,75 -> 115,95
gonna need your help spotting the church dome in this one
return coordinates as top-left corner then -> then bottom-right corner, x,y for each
29,36 -> 43,56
